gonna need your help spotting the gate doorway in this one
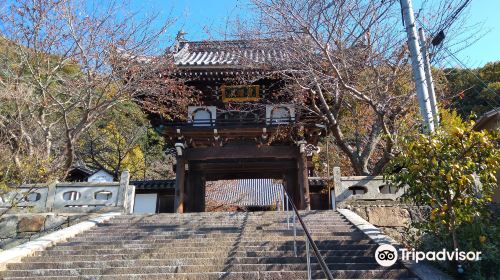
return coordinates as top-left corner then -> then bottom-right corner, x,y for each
205,179 -> 284,212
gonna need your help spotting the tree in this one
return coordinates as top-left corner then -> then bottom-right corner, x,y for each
444,61 -> 500,119
0,0 -> 187,181
384,110 -> 499,252
236,0 -> 477,175
77,101 -> 173,180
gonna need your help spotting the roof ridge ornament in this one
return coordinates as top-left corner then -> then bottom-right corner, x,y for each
173,30 -> 188,52
176,30 -> 188,42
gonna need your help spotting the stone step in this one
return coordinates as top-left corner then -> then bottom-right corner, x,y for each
65,232 -> 361,241
43,239 -> 375,250
42,245 -> 377,256
28,249 -> 376,261
103,217 -> 347,222
1,210 -> 415,280
48,239 -> 374,248
55,237 -> 369,249
1,267 -> 412,278
107,213 -> 344,218
103,219 -> 346,223
9,260 -> 398,270
99,220 -> 322,223
108,212 -> 344,219
32,249 -> 375,259
107,217 -> 345,223
46,240 -> 377,253
65,230 -> 365,240
69,228 -> 358,236
20,256 -> 376,265
89,227 -> 353,233
88,224 -> 355,229
79,230 -> 355,237
106,217 -> 347,222
2,277 -> 419,280
62,237 -> 366,244
97,221 -> 351,227
103,216 -> 347,222
85,225 -> 355,233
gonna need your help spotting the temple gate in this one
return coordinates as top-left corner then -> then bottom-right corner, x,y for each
154,39 -> 325,213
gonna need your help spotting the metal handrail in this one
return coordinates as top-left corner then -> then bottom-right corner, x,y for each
282,186 -> 334,280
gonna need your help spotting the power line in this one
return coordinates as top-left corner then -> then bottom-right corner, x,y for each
443,49 -> 499,107
436,0 -> 472,37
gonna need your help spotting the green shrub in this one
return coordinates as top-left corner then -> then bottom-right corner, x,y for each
385,110 -> 499,279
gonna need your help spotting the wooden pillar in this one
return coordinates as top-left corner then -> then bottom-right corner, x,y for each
193,174 -> 205,212
284,171 -> 300,208
297,147 -> 311,210
200,176 -> 206,212
174,157 -> 186,213
190,172 -> 204,212
184,171 -> 194,213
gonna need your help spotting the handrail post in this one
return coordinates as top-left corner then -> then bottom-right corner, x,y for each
279,185 -> 334,280
281,188 -> 286,211
306,238 -> 311,280
293,213 -> 297,257
286,194 -> 290,229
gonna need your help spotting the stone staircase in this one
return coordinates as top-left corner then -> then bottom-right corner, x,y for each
0,210 -> 418,279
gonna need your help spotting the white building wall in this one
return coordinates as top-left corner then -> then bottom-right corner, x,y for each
133,194 -> 157,214
87,170 -> 114,183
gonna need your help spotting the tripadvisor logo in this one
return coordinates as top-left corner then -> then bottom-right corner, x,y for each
375,244 -> 482,267
375,244 -> 398,267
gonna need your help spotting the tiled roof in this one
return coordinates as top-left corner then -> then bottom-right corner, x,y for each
206,179 -> 284,207
70,161 -> 96,176
173,40 -> 288,68
130,180 -> 176,190
308,178 -> 328,187
473,107 -> 500,131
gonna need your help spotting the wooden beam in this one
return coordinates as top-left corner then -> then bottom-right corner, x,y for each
205,173 -> 284,180
189,160 -> 296,172
185,146 -> 297,161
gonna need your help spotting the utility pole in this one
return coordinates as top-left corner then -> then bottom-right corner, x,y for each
400,0 -> 435,133
418,28 -> 440,125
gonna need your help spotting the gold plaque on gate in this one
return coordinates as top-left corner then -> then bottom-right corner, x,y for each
221,85 -> 260,102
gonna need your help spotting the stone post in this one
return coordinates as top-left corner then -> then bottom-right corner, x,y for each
117,170 -> 130,213
332,167 -> 342,210
45,181 -> 58,212
125,185 -> 135,214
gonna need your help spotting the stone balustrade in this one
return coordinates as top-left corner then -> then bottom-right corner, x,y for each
0,171 -> 134,214
332,167 -> 405,207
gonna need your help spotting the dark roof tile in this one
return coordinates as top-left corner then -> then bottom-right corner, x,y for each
130,180 -> 176,190
173,39 -> 288,68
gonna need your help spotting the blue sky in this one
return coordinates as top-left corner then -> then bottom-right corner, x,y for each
134,0 -> 498,68
454,0 -> 500,67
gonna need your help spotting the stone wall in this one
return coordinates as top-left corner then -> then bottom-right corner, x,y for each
0,213 -> 101,251
343,200 -> 429,245
330,166 -> 428,244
